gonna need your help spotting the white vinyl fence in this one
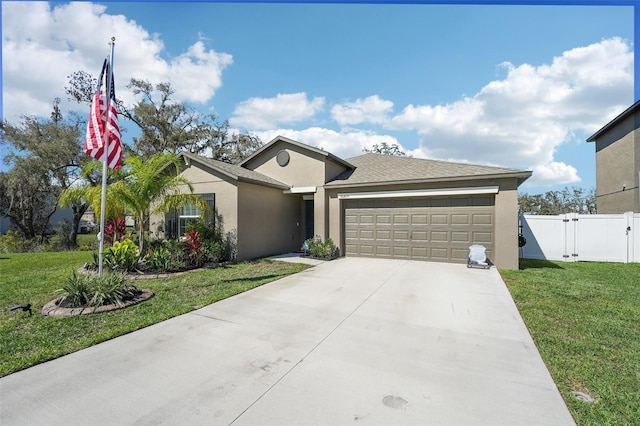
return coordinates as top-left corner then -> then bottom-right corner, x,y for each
519,212 -> 640,263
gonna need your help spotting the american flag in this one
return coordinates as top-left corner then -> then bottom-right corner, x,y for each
84,59 -> 122,170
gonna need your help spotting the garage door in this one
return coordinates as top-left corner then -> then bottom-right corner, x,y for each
344,196 -> 494,263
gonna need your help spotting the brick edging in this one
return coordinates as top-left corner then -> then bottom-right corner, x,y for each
42,289 -> 155,317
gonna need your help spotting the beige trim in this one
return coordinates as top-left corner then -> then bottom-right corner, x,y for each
337,186 -> 500,200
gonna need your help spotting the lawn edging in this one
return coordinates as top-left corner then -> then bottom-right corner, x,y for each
42,290 -> 155,317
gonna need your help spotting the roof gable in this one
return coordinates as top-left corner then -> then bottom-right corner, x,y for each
326,153 -> 532,187
239,135 -> 355,171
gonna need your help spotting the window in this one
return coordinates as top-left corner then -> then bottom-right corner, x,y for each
179,204 -> 201,235
164,193 -> 215,240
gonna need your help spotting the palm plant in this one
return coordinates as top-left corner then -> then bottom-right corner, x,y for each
60,160 -> 126,231
110,153 -> 208,255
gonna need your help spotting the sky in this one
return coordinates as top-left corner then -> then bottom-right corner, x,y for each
1,1 -> 635,195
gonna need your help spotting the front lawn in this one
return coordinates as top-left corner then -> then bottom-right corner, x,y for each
0,251 -> 309,377
501,260 -> 640,426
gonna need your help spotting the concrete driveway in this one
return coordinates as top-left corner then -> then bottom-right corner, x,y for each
0,258 -> 574,425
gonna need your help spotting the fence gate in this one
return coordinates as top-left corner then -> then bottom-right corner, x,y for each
520,212 -> 639,263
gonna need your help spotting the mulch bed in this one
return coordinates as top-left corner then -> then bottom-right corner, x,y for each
42,263 -> 233,317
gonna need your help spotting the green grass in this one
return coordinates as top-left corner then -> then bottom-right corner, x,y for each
76,233 -> 99,249
0,251 -> 309,377
500,260 -> 640,426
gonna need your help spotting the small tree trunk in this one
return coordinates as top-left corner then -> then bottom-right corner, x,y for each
138,213 -> 146,256
69,204 -> 88,249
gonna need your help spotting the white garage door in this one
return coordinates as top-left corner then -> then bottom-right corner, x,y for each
344,196 -> 495,263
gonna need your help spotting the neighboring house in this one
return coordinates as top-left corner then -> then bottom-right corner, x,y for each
0,216 -> 9,234
586,99 -> 640,213
154,136 -> 531,269
0,206 -> 74,235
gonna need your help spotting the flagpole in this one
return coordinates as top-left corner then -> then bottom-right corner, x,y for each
98,37 -> 116,277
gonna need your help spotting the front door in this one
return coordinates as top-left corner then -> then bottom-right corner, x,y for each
304,199 -> 314,240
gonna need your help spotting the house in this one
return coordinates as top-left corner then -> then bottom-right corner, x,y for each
1,205 -> 74,235
155,136 -> 531,269
586,100 -> 640,213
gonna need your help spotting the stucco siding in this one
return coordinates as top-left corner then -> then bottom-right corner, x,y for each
595,126 -> 639,213
243,142 -> 327,187
313,186 -> 328,238
236,182 -> 301,261
328,192 -> 342,252
325,158 -> 349,182
493,179 -> 520,270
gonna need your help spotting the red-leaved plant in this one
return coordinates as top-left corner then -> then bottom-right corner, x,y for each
105,218 -> 126,244
183,230 -> 203,266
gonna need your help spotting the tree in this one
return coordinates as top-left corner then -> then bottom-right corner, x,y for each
1,100 -> 88,244
67,74 -> 262,163
362,142 -> 409,156
212,133 -> 264,164
109,152 -> 208,255
519,186 -> 596,215
0,159 -> 59,240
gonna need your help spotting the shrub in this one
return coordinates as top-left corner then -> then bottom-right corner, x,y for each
143,240 -> 188,272
90,272 -> 139,307
104,238 -> 140,272
304,236 -> 339,258
186,218 -> 218,241
0,231 -> 40,253
164,239 -> 189,270
141,227 -> 234,273
57,271 -> 139,308
203,239 -> 227,263
58,271 -> 93,307
146,246 -> 172,272
44,221 -> 75,252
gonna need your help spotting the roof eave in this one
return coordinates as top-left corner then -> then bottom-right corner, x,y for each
179,151 -> 239,182
325,171 -> 533,189
586,99 -> 640,142
236,176 -> 290,190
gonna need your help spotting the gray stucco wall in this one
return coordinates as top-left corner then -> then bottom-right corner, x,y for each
594,121 -> 640,213
236,182 -> 301,261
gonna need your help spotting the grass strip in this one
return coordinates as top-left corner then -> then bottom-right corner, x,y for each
0,252 -> 309,377
500,259 -> 640,426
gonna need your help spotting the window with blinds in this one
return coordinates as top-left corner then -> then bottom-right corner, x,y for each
164,193 -> 215,239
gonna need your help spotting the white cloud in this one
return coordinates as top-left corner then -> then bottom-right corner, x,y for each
169,41 -> 232,103
389,37 -> 633,183
331,95 -> 394,126
230,93 -> 325,130
525,162 -> 581,187
245,38 -> 632,186
252,128 -> 401,160
2,2 -> 232,122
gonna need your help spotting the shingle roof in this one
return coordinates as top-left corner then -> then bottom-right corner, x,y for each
325,153 -> 531,187
180,152 -> 289,189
